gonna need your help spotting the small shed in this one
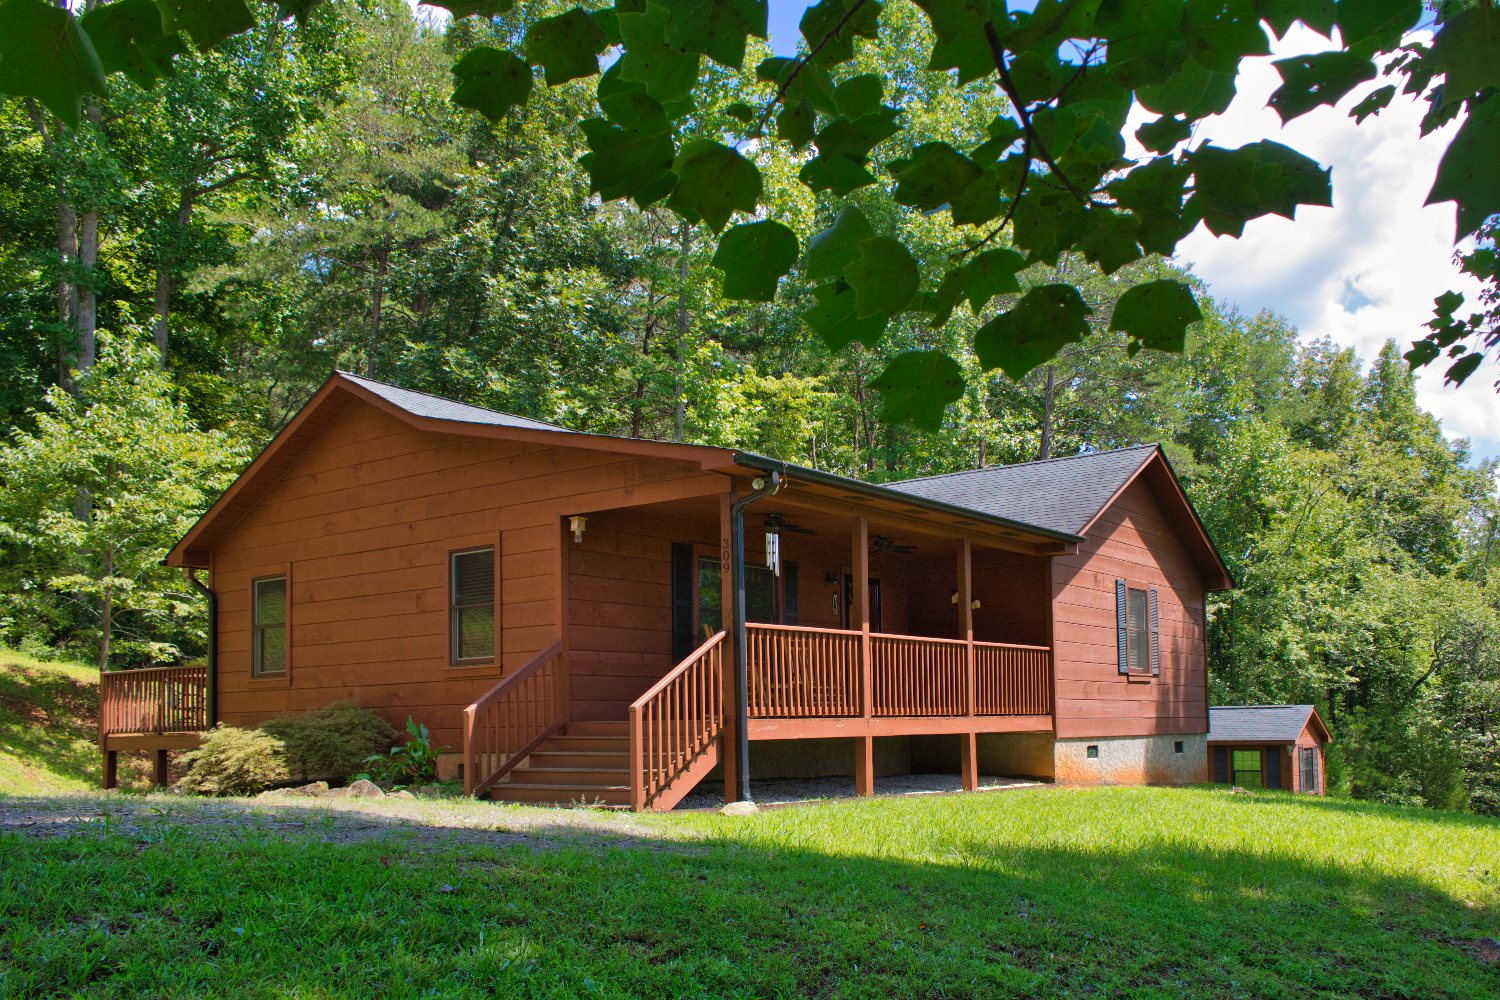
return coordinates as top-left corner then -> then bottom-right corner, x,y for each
1208,705 -> 1330,795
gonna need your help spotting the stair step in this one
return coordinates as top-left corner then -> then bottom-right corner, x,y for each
565,720 -> 628,736
544,735 -> 629,753
528,750 -> 629,769
488,782 -> 630,807
507,766 -> 630,785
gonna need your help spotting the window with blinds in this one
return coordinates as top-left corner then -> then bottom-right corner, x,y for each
253,576 -> 288,677
450,548 -> 496,664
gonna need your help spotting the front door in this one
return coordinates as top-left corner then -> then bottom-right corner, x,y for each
843,575 -> 882,632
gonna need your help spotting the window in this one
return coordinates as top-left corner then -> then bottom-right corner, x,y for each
1300,746 -> 1318,793
252,576 -> 287,677
1232,749 -> 1264,789
1174,741 -> 1184,754
696,556 -> 777,638
1086,745 -> 1099,760
1116,580 -> 1159,675
450,548 -> 495,664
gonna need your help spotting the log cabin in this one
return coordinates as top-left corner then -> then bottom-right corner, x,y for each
101,371 -> 1234,809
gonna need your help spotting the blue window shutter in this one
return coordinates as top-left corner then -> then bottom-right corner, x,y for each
1213,747 -> 1228,783
671,543 -> 695,662
1267,748 -> 1283,790
1115,579 -> 1129,674
782,561 -> 799,625
1148,587 -> 1161,675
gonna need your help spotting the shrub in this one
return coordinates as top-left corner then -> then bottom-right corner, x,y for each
177,725 -> 288,796
259,700 -> 397,783
358,717 -> 444,788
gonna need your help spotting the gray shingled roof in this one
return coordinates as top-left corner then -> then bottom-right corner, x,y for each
1208,705 -> 1316,744
342,372 -> 575,434
885,445 -> 1158,537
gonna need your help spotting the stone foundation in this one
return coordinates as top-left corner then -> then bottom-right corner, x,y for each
1053,734 -> 1206,786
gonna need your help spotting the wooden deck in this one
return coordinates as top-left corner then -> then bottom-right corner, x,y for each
99,664 -> 207,788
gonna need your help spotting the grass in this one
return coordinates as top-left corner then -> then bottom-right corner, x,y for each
0,785 -> 1496,998
0,648 -> 103,794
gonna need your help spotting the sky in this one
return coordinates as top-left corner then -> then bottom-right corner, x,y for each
415,1 -> 1498,460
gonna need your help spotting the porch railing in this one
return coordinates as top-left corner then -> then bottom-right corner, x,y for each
742,625 -> 1051,720
99,664 -> 208,736
629,631 -> 725,811
463,640 -> 565,797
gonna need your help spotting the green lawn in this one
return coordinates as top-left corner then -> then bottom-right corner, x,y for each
0,649 -> 102,794
1,785 -> 1496,998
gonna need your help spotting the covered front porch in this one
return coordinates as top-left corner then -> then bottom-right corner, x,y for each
468,476 -> 1064,810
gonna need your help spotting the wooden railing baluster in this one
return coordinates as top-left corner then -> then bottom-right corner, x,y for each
461,641 -> 565,797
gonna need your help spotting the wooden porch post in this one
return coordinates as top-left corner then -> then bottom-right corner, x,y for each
102,748 -> 117,790
719,491 -> 740,804
853,517 -> 874,797
153,748 -> 170,788
958,539 -> 977,791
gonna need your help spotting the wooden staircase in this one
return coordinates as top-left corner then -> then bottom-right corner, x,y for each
484,721 -> 632,807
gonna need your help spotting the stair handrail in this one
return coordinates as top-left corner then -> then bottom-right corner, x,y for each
463,640 -> 564,797
628,631 -> 725,811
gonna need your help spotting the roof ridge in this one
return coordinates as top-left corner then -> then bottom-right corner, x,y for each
337,370 -> 569,432
891,443 -> 1159,486
1213,704 -> 1313,709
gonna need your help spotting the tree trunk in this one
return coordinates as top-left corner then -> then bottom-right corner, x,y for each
98,550 -> 114,671
368,229 -> 392,377
671,222 -> 691,443
1039,365 -> 1056,460
153,194 -> 197,364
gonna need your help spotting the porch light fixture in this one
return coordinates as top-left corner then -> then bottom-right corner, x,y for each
971,599 -> 981,610
950,591 -> 959,604
569,515 -> 587,543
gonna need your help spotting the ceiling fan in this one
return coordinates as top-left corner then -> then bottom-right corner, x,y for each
873,534 -> 917,554
764,512 -> 815,535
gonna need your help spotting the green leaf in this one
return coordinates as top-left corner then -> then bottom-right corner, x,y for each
0,0 -> 104,127
868,350 -> 965,431
1181,0 -> 1267,74
833,74 -> 883,118
1098,0 -> 1187,89
596,63 -> 672,128
805,206 -> 874,280
420,0 -> 512,18
1427,7 -> 1500,102
777,101 -> 816,150
959,248 -> 1025,313
1254,0 -> 1335,38
800,0 -> 881,67
155,0 -> 255,49
1109,279 -> 1202,352
451,47 -> 533,123
890,142 -> 983,214
1137,53 -> 1236,118
798,155 -> 876,195
813,106 -> 901,160
1426,98 -> 1500,241
1078,211 -> 1143,274
666,140 -> 760,232
618,4 -> 701,103
974,284 -> 1093,380
1268,51 -> 1376,123
1135,115 -> 1191,154
1187,140 -> 1331,238
1337,0 -> 1419,53
525,8 -> 606,86
948,165 -> 1009,227
911,0 -> 998,85
80,0 -> 184,91
803,282 -> 887,350
662,0 -> 766,68
1349,84 -> 1394,124
1444,352 -> 1483,387
756,55 -> 837,114
711,220 -> 798,301
843,236 -> 919,317
274,0 -> 322,22
579,117 -> 676,201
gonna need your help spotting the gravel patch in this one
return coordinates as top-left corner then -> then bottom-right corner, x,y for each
677,773 -> 1044,810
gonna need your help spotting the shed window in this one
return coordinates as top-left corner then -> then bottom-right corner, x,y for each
252,576 -> 287,677
1300,746 -> 1318,793
451,548 -> 496,664
1232,749 -> 1264,789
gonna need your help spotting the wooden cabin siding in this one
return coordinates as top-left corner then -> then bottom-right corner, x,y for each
211,400 -> 718,747
1050,478 -> 1209,739
973,550 -> 1050,647
1292,719 -> 1327,794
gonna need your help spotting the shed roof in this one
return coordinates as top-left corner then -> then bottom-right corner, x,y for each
1208,705 -> 1330,744
887,445 -> 1159,537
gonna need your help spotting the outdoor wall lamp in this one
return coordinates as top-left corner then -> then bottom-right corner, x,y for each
569,515 -> 587,543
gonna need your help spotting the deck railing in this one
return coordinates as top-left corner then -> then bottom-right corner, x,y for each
463,641 -> 565,797
99,664 -> 208,736
975,642 -> 1052,716
872,634 -> 969,717
629,631 -> 725,811
739,625 -> 1051,721
746,623 -> 861,718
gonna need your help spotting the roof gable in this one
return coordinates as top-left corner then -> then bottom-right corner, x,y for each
1208,705 -> 1330,744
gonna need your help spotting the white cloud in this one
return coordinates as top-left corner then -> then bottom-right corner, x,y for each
1157,27 -> 1498,460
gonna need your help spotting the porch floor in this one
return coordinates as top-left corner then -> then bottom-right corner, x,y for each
675,773 -> 1045,810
